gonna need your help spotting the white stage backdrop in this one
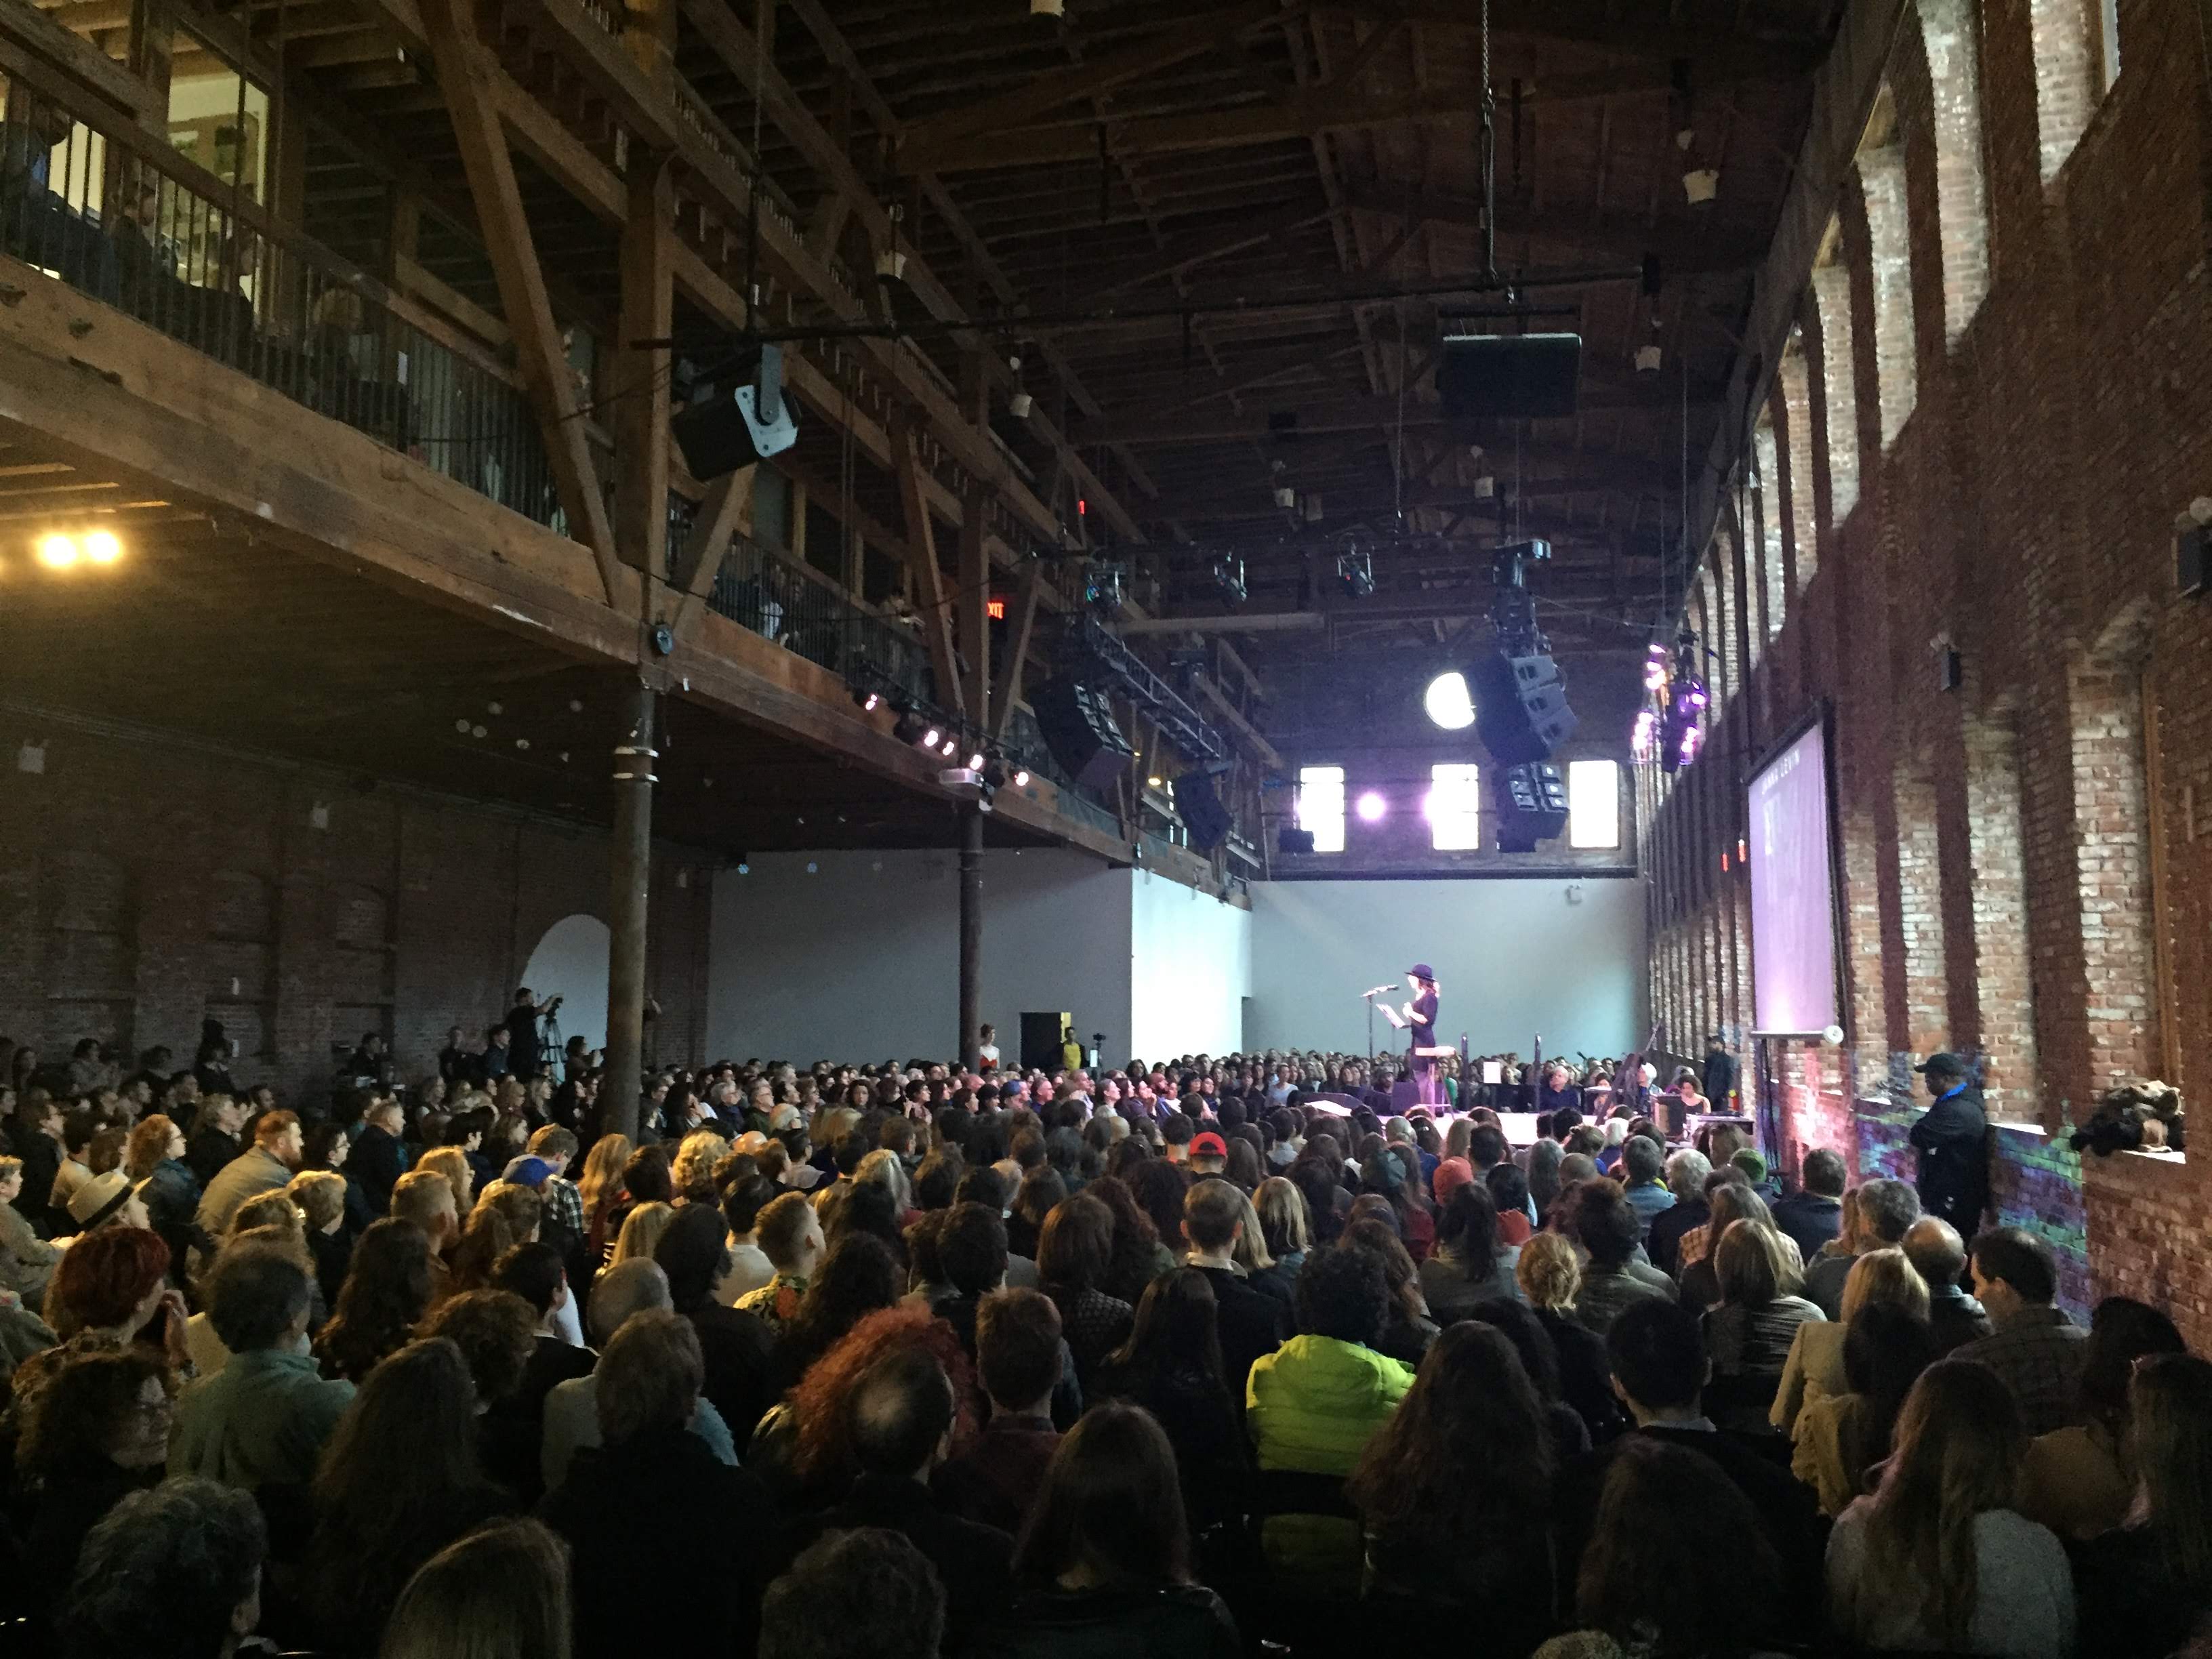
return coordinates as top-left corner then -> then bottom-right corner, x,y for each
1248,877 -> 1647,1060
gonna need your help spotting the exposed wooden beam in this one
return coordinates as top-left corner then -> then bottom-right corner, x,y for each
1191,670 -> 1283,768
1071,384 -> 1715,447
419,0 -> 619,600
989,560 -> 1042,742
668,465 -> 756,640
891,415 -> 966,721
613,155 -> 674,579
1337,182 -> 1767,274
1059,199 -> 1340,310
516,0 -> 680,149
1317,1 -> 1824,79
896,0 -> 1287,167
897,62 -> 1696,174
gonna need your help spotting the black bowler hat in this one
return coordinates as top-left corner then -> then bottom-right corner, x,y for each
1406,964 -> 1435,981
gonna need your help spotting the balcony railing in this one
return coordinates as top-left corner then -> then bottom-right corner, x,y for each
0,60 -> 565,531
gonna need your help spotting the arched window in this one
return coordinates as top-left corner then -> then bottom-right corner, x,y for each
1914,0 -> 1990,339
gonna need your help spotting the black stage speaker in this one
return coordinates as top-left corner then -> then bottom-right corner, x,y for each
1437,333 -> 1583,422
1019,1011 -> 1070,1071
1471,651 -> 1578,764
1172,771 -> 1234,853
1492,762 -> 1570,852
1033,680 -> 1136,792
1278,827 -> 1317,855
672,345 -> 798,478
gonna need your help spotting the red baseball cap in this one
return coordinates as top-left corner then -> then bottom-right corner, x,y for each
1190,1131 -> 1228,1158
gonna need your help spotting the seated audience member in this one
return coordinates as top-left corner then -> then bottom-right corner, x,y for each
541,1309 -> 779,1658
301,1336 -> 513,1656
760,1528 -> 947,1659
655,1201 -> 779,1442
378,1518 -> 573,1659
1419,1181 -> 1519,1319
776,1231 -> 903,1388
737,1189 -> 824,1332
315,1216 -> 434,1383
1038,1191 -> 1135,1385
1803,1176 -> 1921,1318
1674,1180 -> 1790,1308
1086,1173 -> 1177,1308
719,1172 -> 781,1305
1774,1245 -> 1929,1433
2019,1296 -> 2185,1542
1827,1359 -> 2073,1659
186,1095 -> 244,1191
931,1200 -> 1011,1353
60,1476 -> 267,1659
2073,1354 -> 2212,1659
1700,1217 -> 1825,1430
1555,1299 -> 1824,1609
1343,1216 -> 1438,1368
972,1400 -> 1240,1659
1246,1244 -> 1416,1587
1905,1214 -> 1995,1355
1568,1183 -> 1677,1336
1094,1269 -> 1248,1529
539,1258 -> 737,1491
934,1288 -> 1064,1535
1183,1176 -> 1293,1397
194,1109 -> 304,1236
170,1241 -> 356,1490
1792,1302 -> 1939,1516
484,1241 -> 595,1496
13,1225 -> 184,1412
1517,1231 -> 1627,1443
1643,1149 -> 1711,1277
1349,1321 -> 1559,1643
1959,1227 -> 2087,1437
14,1348 -> 171,1626
390,1168 -> 462,1296
351,1094 -> 409,1216
1536,1437 -> 1786,1659
1467,1296 -> 1598,1458
806,1345 -> 1014,1645
0,1153 -> 62,1304
1484,1162 -> 1536,1247
1772,1147 -> 1848,1262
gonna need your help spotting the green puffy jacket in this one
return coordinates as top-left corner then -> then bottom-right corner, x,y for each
1245,1334 -> 1414,1586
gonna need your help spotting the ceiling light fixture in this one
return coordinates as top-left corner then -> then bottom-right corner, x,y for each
1422,670 -> 1476,731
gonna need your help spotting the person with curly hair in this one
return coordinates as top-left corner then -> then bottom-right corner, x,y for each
16,1347 -> 173,1631
61,1476 -> 266,1659
316,1217 -> 434,1384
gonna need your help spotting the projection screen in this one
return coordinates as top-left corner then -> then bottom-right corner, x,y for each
1748,716 -> 1842,1036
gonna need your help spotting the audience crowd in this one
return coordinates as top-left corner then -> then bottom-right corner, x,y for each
0,1021 -> 2196,1659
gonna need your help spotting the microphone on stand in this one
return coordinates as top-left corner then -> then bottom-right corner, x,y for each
1360,985 -> 1395,998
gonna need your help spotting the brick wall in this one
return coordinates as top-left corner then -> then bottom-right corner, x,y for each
1644,0 -> 2212,1344
0,711 -> 716,1103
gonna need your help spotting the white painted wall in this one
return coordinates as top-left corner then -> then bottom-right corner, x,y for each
523,914 -> 611,1052
1248,878 -> 1647,1060
707,848 -> 1135,1063
1128,868 -> 1252,1061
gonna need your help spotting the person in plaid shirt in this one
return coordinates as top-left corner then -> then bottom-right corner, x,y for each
737,1190 -> 822,1332
1959,1226 -> 2086,1437
525,1126 -> 586,1260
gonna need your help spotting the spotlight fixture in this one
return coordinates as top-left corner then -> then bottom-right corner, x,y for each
1355,790 -> 1387,822
35,532 -> 77,569
1012,766 -> 1031,787
1333,544 -> 1374,600
82,529 -> 121,564
853,685 -> 883,713
941,737 -> 959,758
967,750 -> 986,771
33,529 -> 127,570
1658,632 -> 1708,774
918,723 -> 943,750
1422,670 -> 1476,731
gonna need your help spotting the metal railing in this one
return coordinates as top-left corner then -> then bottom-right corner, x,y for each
0,66 -> 564,531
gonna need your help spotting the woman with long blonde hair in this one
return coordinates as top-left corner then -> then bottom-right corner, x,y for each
577,1133 -> 632,1258
417,1145 -> 474,1219
1826,1359 -> 2072,1658
609,1201 -> 675,1268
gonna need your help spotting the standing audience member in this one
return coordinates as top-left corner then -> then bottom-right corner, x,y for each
1700,1218 -> 1825,1430
1959,1227 -> 2087,1437
972,1401 -> 1239,1659
1773,1245 -> 1928,1433
1826,1359 -> 2072,1659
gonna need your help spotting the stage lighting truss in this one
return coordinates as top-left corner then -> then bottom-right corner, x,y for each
1641,630 -> 1708,775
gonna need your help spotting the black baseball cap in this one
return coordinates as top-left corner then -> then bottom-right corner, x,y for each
1914,1052 -> 1969,1080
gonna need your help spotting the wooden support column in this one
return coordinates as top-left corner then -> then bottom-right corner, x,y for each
958,804 -> 983,1069
125,0 -> 172,129
605,677 -> 657,1143
420,0 -> 620,601
668,465 -> 756,640
615,155 -> 674,578
893,415 -> 966,720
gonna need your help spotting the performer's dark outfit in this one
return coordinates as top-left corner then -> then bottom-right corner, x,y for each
1404,964 -> 1443,1107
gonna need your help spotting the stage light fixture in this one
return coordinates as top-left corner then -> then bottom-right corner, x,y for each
82,529 -> 121,564
920,724 -> 943,749
1422,670 -> 1475,731
1012,766 -> 1031,787
35,533 -> 77,569
967,750 -> 986,771
1355,790 -> 1387,822
941,737 -> 960,757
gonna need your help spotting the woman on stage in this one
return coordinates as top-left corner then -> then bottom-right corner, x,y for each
1401,964 -> 1442,1107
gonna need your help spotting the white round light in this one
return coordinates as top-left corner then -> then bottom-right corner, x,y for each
81,529 -> 121,564
1423,670 -> 1475,731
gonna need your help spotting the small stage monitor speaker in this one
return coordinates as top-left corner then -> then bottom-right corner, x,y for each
1437,333 -> 1583,422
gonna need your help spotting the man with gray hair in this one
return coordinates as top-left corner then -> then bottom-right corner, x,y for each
1903,1214 -> 1993,1355
538,1258 -> 738,1490
1803,1177 -> 1923,1319
1645,1149 -> 1712,1276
